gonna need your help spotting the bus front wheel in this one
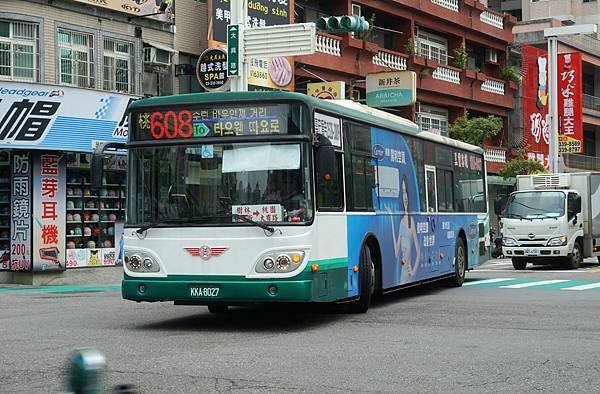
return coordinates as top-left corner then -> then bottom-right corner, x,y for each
347,245 -> 374,313
446,237 -> 466,287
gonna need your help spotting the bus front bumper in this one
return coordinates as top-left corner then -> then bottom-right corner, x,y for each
122,276 -> 318,304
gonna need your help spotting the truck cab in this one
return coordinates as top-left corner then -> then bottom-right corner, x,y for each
496,173 -> 600,270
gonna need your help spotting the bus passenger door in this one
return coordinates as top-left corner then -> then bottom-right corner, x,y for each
424,165 -> 439,274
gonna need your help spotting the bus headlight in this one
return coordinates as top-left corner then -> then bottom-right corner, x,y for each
255,251 -> 305,273
547,236 -> 567,246
502,237 -> 518,247
125,252 -> 160,273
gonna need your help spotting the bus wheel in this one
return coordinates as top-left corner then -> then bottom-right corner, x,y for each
347,245 -> 374,313
512,258 -> 527,270
208,304 -> 229,314
566,242 -> 582,270
446,237 -> 466,287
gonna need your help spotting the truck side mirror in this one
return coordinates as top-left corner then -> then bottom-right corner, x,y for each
493,196 -> 503,216
574,195 -> 581,215
315,134 -> 335,183
90,154 -> 104,191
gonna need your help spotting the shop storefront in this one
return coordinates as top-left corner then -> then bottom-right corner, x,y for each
0,81 -> 135,278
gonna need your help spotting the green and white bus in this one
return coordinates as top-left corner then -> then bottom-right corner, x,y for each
101,91 -> 489,313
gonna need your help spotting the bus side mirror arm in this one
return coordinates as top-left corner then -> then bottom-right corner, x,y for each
91,142 -> 127,191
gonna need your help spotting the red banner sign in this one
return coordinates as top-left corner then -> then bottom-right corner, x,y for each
558,52 -> 583,153
522,44 -> 549,167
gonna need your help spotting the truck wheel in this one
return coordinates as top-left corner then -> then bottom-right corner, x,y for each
446,237 -> 466,287
566,242 -> 582,270
346,245 -> 374,313
512,258 -> 527,270
597,256 -> 600,266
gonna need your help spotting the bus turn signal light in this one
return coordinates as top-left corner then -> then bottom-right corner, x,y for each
352,265 -> 359,272
311,264 -> 319,272
401,258 -> 406,265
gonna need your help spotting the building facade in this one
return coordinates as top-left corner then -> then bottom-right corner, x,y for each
0,0 -> 183,283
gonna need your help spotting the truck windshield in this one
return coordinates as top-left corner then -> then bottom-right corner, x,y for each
504,191 -> 565,219
127,142 -> 313,226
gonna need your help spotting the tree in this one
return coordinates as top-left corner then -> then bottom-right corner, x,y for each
498,148 -> 547,179
449,113 -> 502,146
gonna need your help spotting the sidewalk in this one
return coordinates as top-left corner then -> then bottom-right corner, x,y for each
0,265 -> 123,288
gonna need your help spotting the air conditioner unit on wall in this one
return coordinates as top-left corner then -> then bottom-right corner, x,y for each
144,47 -> 171,67
485,48 -> 498,64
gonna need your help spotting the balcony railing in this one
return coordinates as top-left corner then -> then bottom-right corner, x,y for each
484,146 -> 507,163
481,79 -> 505,95
583,94 -> 600,112
432,66 -> 460,84
563,153 -> 600,172
480,11 -> 504,29
431,0 -> 459,12
315,33 -> 341,57
372,50 -> 407,71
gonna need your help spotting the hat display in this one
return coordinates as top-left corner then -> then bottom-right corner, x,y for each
67,200 -> 75,209
83,227 -> 92,236
86,201 -> 95,208
82,212 -> 91,222
67,188 -> 73,195
100,188 -> 108,197
101,213 -> 109,221
86,240 -> 96,248
108,189 -> 116,197
73,213 -> 81,222
92,227 -> 100,237
74,200 -> 83,209
73,227 -> 82,236
91,214 -> 99,222
83,187 -> 91,196
107,227 -> 114,236
66,241 -> 76,249
66,213 -> 73,221
103,240 -> 112,248
108,213 -> 117,222
73,187 -> 82,196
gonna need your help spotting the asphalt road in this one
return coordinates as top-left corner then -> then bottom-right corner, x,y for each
2,258 -> 600,393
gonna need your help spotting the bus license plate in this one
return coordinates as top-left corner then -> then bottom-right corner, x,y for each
189,285 -> 220,298
525,248 -> 539,255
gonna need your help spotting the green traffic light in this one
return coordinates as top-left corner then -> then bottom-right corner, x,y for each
315,15 -> 370,34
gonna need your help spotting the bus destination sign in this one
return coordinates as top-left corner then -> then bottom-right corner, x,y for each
134,104 -> 289,141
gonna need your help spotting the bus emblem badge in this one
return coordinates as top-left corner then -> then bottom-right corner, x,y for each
185,246 -> 229,260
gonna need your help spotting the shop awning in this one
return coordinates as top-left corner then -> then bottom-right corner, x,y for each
487,175 -> 516,186
143,40 -> 176,53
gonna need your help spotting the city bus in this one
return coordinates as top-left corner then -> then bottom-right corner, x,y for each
97,91 -> 489,313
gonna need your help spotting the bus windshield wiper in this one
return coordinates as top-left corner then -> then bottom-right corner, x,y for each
136,217 -> 214,234
229,213 -> 275,234
504,212 -> 531,221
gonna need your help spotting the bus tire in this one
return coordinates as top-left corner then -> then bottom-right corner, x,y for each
512,258 -> 527,270
208,304 -> 229,314
347,245 -> 374,313
446,237 -> 466,287
566,241 -> 582,270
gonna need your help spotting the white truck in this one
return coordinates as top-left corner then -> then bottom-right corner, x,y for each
495,172 -> 600,270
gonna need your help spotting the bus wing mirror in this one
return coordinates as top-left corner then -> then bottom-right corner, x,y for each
91,154 -> 104,191
315,134 -> 336,182
493,196 -> 503,216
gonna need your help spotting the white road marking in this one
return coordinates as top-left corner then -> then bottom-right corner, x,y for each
561,282 -> 600,291
500,279 -> 570,289
463,278 -> 515,286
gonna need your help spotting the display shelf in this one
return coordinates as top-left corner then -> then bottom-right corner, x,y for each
66,235 -> 92,238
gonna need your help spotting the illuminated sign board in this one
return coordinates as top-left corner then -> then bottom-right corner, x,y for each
133,104 -> 296,141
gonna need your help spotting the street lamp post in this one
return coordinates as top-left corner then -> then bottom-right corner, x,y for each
544,24 -> 597,173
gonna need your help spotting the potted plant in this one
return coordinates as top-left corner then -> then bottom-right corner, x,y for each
465,67 -> 479,79
501,65 -> 520,89
452,43 -> 468,69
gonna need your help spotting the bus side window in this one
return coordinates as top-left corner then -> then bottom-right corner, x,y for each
316,153 -> 344,210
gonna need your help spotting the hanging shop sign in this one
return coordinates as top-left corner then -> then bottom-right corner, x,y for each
71,0 -> 175,22
366,71 -> 417,107
308,82 -> 346,100
208,0 -> 294,91
0,81 -> 137,152
9,153 -> 32,272
197,47 -> 230,91
32,153 -> 66,272
521,44 -> 549,168
557,52 -> 583,154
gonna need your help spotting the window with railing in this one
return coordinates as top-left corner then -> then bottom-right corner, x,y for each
417,104 -> 449,136
103,38 -> 134,94
417,30 -> 448,65
0,20 -> 39,82
58,28 -> 94,88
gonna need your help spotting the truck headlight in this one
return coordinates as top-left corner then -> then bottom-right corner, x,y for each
547,236 -> 567,246
502,237 -> 518,247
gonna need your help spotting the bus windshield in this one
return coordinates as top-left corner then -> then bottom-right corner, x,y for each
504,191 -> 565,219
127,142 -> 313,226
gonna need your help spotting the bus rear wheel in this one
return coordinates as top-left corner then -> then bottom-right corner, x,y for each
347,245 -> 374,313
208,304 -> 229,314
446,237 -> 466,287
